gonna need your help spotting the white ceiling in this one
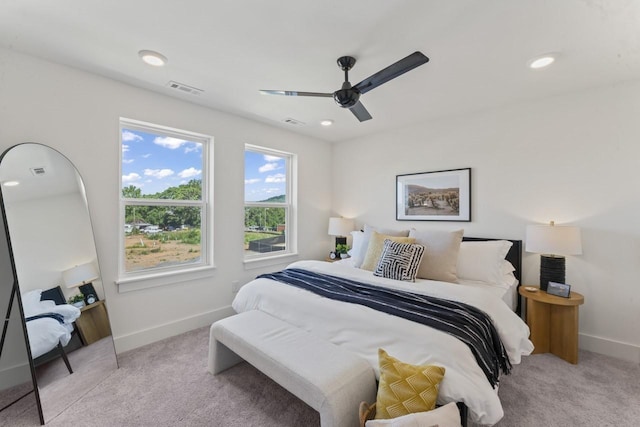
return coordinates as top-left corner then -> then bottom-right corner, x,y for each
1,1 -> 639,143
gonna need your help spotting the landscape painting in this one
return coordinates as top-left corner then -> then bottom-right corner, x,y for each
396,168 -> 471,221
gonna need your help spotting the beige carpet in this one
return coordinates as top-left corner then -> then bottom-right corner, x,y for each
2,326 -> 639,426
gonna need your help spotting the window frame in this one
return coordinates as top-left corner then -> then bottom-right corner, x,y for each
118,118 -> 213,289
243,144 -> 297,264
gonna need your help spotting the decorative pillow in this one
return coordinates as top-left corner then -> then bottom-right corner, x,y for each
374,240 -> 425,282
408,229 -> 463,283
366,402 -> 462,427
352,225 -> 410,268
456,240 -> 513,285
361,232 -> 415,271
375,349 -> 446,420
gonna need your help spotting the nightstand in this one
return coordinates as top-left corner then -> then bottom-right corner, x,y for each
519,286 -> 584,364
75,300 -> 112,345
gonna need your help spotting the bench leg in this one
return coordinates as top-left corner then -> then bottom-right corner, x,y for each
208,331 -> 243,375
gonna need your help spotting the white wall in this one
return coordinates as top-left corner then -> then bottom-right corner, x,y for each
332,81 -> 640,363
0,47 -> 333,353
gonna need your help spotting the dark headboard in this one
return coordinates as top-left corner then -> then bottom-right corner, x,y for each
462,237 -> 523,314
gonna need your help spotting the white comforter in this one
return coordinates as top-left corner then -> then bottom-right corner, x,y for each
23,298 -> 81,359
233,260 -> 533,425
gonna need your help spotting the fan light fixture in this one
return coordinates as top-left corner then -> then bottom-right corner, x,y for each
139,50 -> 168,67
528,54 -> 556,69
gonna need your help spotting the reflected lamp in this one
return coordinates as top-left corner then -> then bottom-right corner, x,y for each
327,217 -> 354,251
525,221 -> 582,291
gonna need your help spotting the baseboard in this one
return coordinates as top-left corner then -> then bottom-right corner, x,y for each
579,333 -> 640,364
0,361 -> 32,389
113,305 -> 236,354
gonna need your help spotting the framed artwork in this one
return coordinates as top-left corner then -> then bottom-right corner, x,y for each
396,168 -> 471,221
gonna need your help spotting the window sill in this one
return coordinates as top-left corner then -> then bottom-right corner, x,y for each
117,265 -> 216,293
243,253 -> 298,270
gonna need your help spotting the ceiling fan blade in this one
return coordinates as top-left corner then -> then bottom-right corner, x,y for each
353,51 -> 429,95
349,101 -> 372,122
259,90 -> 332,98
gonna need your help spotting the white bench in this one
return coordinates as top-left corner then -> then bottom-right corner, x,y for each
208,310 -> 377,427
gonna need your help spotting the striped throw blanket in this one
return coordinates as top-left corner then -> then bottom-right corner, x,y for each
26,313 -> 65,324
257,268 -> 511,387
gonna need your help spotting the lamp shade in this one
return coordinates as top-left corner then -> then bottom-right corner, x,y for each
525,223 -> 582,256
62,262 -> 99,288
327,217 -> 354,237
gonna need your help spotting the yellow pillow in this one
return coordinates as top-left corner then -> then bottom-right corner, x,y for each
375,348 -> 445,420
361,232 -> 415,271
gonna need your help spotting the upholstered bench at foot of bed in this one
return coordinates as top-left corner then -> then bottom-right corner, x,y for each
208,310 -> 378,427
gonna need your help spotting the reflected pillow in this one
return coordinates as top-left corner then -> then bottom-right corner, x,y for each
348,230 -> 364,258
361,232 -> 415,271
366,402 -> 461,427
375,348 -> 445,420
374,240 -> 425,282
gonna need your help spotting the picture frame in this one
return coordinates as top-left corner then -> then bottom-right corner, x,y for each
396,168 -> 471,221
546,281 -> 571,298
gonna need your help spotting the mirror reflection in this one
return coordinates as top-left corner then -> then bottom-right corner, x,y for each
0,143 -> 117,424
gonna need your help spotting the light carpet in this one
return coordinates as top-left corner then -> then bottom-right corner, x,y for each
2,326 -> 639,426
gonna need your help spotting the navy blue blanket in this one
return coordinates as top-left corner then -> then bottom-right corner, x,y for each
26,313 -> 65,324
258,268 -> 511,387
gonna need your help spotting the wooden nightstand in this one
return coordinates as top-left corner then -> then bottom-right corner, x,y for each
75,300 -> 112,345
519,286 -> 584,364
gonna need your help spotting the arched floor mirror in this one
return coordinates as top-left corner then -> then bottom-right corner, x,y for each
0,143 -> 118,424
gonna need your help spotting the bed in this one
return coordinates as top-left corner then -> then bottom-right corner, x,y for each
232,232 -> 533,426
21,289 -> 81,361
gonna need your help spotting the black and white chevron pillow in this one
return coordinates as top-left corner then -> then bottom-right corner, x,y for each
374,239 -> 425,282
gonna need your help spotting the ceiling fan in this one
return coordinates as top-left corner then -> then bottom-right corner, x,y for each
260,51 -> 429,122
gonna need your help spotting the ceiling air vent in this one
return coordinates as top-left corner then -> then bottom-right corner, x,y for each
282,117 -> 305,126
166,81 -> 204,96
30,167 -> 46,176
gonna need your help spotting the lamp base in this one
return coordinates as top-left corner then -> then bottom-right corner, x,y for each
540,255 -> 565,291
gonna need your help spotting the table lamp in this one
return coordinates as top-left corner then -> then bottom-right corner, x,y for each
327,217 -> 354,251
63,261 -> 100,305
525,221 -> 582,291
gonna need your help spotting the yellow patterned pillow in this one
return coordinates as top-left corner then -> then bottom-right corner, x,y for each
375,348 -> 446,420
361,232 -> 415,271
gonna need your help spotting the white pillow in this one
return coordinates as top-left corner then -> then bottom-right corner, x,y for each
365,402 -> 462,427
352,224 -> 409,268
21,289 -> 44,317
456,240 -> 513,285
347,230 -> 364,258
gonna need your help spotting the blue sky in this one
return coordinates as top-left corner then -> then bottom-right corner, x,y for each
244,150 -> 286,202
121,128 -> 202,195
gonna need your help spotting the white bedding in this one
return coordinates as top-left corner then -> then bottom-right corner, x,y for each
22,291 -> 81,359
233,260 -> 533,425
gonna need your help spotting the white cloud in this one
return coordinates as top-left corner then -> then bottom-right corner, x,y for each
122,130 -> 143,142
142,153 -> 152,158
184,143 -> 201,154
154,136 -> 189,149
264,154 -> 282,162
265,173 -> 286,183
122,172 -> 141,183
144,168 -> 175,179
122,144 -> 130,153
245,178 -> 261,184
178,167 -> 201,178
259,162 -> 278,173
123,159 -> 134,164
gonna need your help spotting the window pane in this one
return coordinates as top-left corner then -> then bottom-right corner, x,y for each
244,150 -> 287,203
122,128 -> 203,200
124,205 -> 202,272
244,207 -> 286,255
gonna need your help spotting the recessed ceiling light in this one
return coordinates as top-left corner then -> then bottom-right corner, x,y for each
3,181 -> 19,187
320,120 -> 334,126
528,54 -> 556,69
138,50 -> 168,67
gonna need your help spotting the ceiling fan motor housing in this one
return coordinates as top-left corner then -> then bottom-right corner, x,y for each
333,87 -> 360,108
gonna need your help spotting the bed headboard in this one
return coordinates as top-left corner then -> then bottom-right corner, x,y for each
462,237 -> 523,313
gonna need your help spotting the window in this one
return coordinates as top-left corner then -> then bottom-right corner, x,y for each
244,145 -> 295,260
119,119 -> 211,278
